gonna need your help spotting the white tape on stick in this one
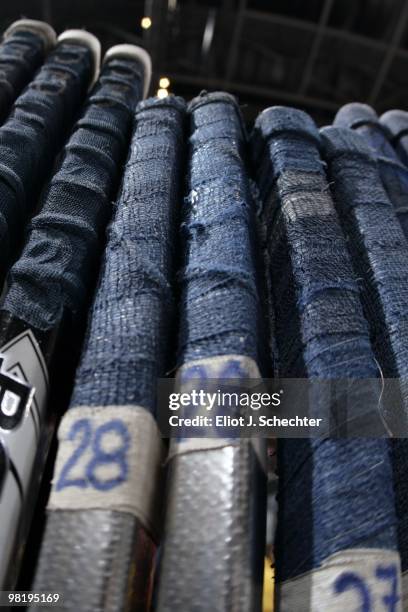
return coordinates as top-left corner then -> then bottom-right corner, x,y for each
168,353 -> 267,471
48,405 -> 165,539
278,548 -> 402,612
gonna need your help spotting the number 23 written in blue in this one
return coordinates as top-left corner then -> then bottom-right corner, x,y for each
56,418 -> 130,492
334,564 -> 400,612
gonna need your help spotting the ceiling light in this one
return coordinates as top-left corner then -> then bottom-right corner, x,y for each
141,17 -> 152,29
159,77 -> 170,89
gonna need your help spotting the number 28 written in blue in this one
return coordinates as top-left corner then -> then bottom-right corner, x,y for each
56,418 -> 130,492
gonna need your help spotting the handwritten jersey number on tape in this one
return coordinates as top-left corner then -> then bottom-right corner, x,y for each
56,418 -> 130,492
334,564 -> 400,612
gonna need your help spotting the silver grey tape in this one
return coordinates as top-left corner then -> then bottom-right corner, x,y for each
168,354 -> 266,465
277,549 -> 402,611
31,509 -> 156,612
48,405 -> 165,539
156,439 -> 267,611
168,437 -> 268,475
156,354 -> 268,611
168,437 -> 241,457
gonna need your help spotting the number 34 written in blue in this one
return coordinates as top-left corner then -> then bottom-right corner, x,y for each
56,418 -> 130,492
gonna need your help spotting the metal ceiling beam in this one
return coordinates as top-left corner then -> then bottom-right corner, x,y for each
42,0 -> 52,25
225,0 -> 247,81
246,40 -> 287,63
201,8 -> 216,58
299,0 -> 334,94
147,0 -> 167,69
245,8 -> 408,60
92,23 -> 144,45
168,71 -> 339,112
368,1 -> 408,104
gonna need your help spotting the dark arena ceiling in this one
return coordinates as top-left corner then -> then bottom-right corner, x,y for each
1,0 -> 408,124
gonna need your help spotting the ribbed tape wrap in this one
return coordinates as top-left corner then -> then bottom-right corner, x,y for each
381,110 -> 408,167
251,108 -> 399,605
178,91 -> 260,365
0,38 -> 93,281
322,127 -> 408,388
0,26 -> 48,123
334,103 -> 408,239
323,125 -> 408,583
155,92 -> 266,612
3,54 -> 145,330
70,95 -> 186,412
31,96 -> 186,611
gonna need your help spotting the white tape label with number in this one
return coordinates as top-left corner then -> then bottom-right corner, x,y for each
169,353 -> 265,460
48,405 -> 165,539
279,548 -> 402,612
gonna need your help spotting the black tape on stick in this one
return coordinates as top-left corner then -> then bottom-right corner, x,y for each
0,20 -> 56,124
32,94 -> 185,612
0,29 -> 98,288
0,44 -> 146,590
155,92 -> 267,612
